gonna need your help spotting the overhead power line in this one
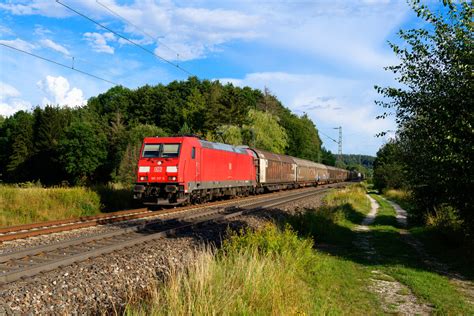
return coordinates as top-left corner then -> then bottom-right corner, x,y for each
319,130 -> 338,144
56,0 -> 194,77
0,43 -> 119,86
95,0 -> 180,59
6,24 -> 116,81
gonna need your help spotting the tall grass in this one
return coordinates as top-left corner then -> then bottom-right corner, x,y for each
91,183 -> 134,212
0,185 -> 102,226
326,184 -> 369,206
383,189 -> 412,210
127,225 -> 315,315
287,185 -> 370,246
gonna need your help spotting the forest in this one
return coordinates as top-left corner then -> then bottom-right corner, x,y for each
0,78 -> 338,186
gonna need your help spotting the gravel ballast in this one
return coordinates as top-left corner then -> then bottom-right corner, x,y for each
0,190 -> 329,314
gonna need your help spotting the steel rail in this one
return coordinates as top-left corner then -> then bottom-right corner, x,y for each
0,208 -> 149,234
0,187 -> 333,284
0,186 -> 323,242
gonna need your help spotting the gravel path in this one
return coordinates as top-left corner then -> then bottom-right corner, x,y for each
353,195 -> 378,260
0,191 -> 328,315
360,195 -> 433,316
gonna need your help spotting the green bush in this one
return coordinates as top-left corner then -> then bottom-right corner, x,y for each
426,205 -> 465,244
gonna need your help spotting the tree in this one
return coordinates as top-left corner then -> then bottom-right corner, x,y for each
242,109 -> 288,153
2,111 -> 34,182
59,121 -> 107,184
31,106 -> 72,184
178,122 -> 192,135
105,111 -> 128,182
321,147 -> 336,166
183,87 -> 206,133
87,85 -> 132,124
376,1 -> 473,229
216,125 -> 243,146
117,124 -> 167,185
258,87 -> 281,114
373,141 -> 407,191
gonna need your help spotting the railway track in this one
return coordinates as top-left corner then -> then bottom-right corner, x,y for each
0,186 -> 334,242
0,194 -> 275,242
0,186 -> 333,284
0,208 -> 150,242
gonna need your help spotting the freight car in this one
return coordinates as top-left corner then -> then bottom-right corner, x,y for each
133,136 -> 350,206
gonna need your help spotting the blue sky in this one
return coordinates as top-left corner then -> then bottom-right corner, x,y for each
0,0 -> 431,155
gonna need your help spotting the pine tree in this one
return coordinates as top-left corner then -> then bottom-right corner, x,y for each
6,111 -> 34,182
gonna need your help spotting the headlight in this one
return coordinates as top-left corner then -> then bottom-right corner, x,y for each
166,166 -> 178,172
139,176 -> 148,181
168,176 -> 177,181
139,166 -> 150,173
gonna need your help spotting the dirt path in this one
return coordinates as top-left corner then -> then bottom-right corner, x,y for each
356,195 -> 432,315
383,197 -> 474,306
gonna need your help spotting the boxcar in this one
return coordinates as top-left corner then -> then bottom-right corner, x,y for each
250,148 -> 296,191
292,158 -> 330,186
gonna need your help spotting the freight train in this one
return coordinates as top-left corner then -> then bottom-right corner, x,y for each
133,136 -> 355,206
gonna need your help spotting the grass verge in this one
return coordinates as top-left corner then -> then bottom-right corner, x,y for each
383,189 -> 413,213
287,185 -> 370,248
0,185 -> 101,226
410,227 -> 474,280
0,184 -> 133,226
127,225 -> 315,315
370,194 -> 474,314
383,190 -> 473,280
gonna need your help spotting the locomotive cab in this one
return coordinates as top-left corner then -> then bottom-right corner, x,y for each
133,137 -> 198,205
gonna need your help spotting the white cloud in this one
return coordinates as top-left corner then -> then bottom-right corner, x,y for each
219,71 -> 396,154
83,32 -> 115,54
0,82 -> 31,116
34,24 -> 52,36
37,76 -> 86,107
0,0 -> 406,67
0,82 -> 20,100
0,0 -> 70,18
154,6 -> 261,61
78,1 -> 262,61
0,24 -> 13,36
0,38 -> 36,52
39,39 -> 70,56
176,7 -> 260,30
254,1 -> 408,72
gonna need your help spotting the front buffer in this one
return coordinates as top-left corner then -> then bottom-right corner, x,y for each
133,182 -> 188,206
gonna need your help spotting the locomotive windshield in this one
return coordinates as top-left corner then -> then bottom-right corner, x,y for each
162,144 -> 180,158
142,143 -> 180,158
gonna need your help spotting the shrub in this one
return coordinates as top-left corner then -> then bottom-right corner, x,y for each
426,205 -> 465,244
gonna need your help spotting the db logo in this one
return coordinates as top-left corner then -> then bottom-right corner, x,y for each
154,166 -> 163,172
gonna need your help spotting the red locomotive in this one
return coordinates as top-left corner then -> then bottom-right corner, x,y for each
133,136 -> 352,206
133,136 -> 256,205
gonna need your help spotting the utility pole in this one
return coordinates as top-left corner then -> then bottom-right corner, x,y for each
333,126 -> 342,165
